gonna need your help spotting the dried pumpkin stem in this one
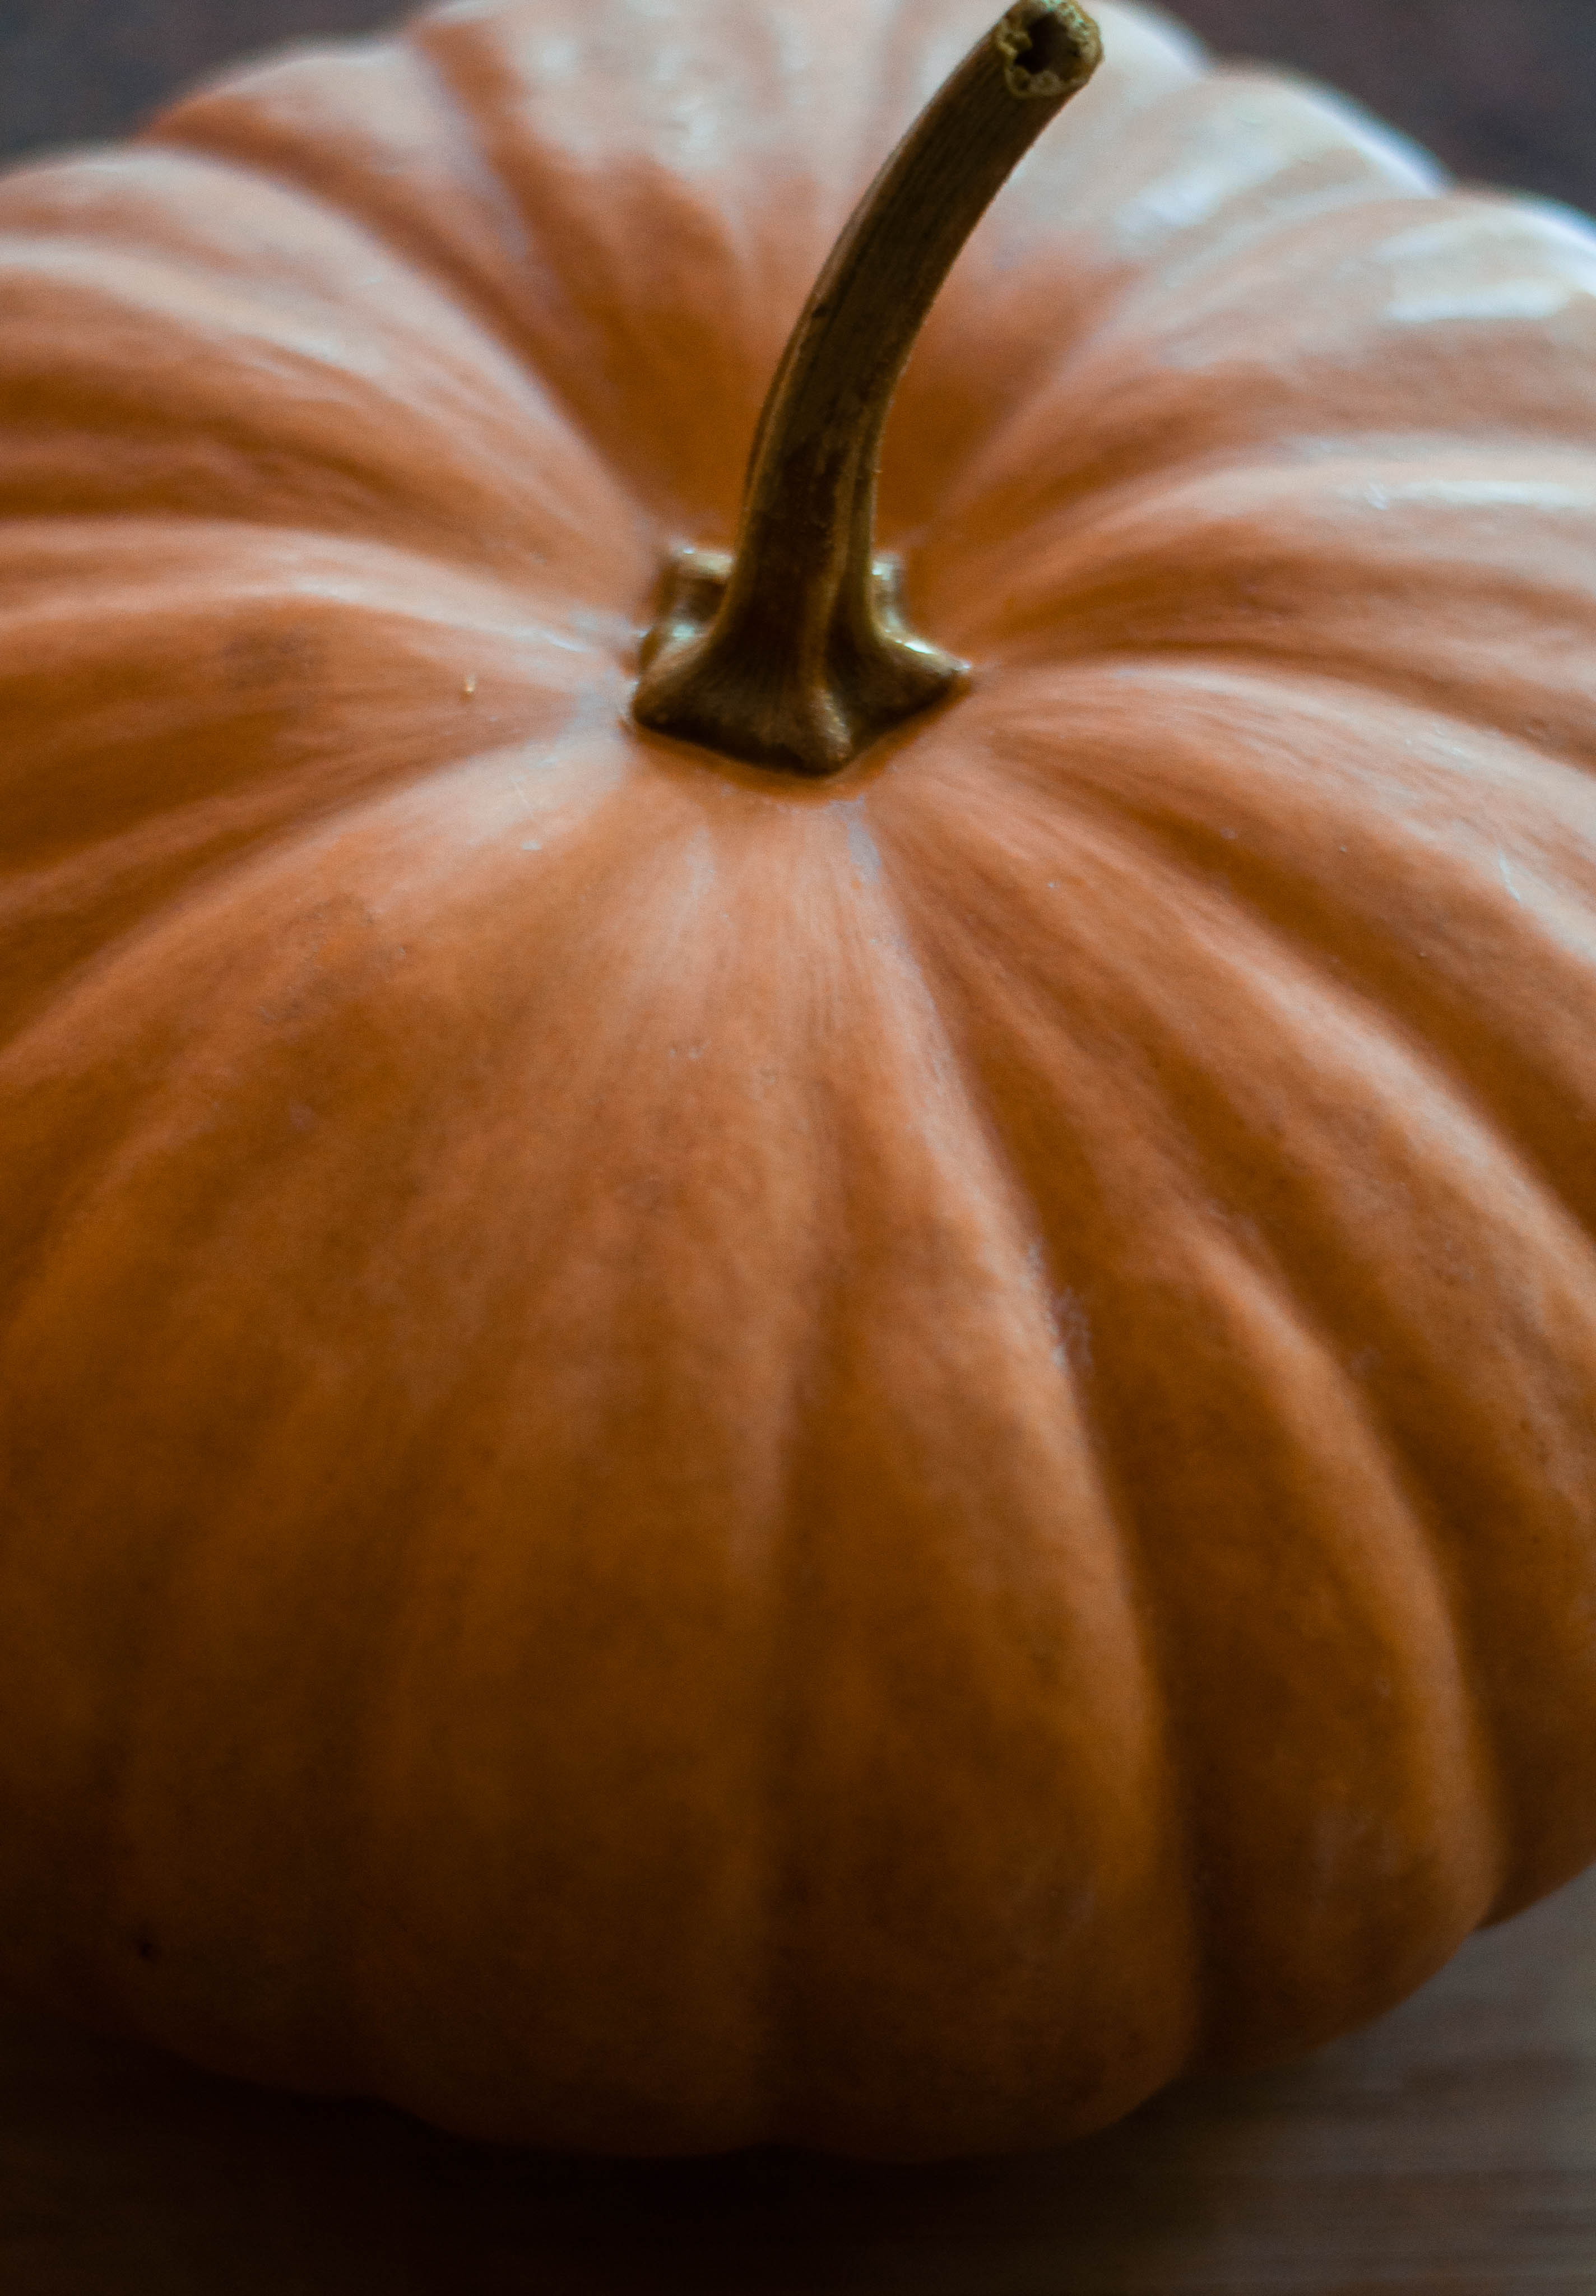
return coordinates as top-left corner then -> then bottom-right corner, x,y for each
632,0 -> 1102,777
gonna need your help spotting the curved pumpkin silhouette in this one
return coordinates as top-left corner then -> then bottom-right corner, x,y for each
2,0 -> 1595,2159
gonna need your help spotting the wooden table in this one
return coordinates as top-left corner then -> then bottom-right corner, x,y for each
4,1864 -> 1594,2290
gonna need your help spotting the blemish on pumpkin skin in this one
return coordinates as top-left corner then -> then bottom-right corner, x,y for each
1052,1287 -> 1094,1374
219,622 -> 322,694
1023,1239 -> 1095,1375
838,799 -> 883,887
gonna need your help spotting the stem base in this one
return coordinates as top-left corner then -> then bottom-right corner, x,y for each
635,546 -> 967,777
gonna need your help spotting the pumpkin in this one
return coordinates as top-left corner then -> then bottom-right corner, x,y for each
2,0 -> 1595,2163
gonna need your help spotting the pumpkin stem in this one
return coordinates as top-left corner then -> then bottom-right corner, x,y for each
632,0 -> 1102,777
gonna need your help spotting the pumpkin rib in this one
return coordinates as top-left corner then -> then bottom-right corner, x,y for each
0,706 -> 641,1463
147,39 -> 658,511
884,1035 -> 1229,2087
963,724 -> 1596,1914
148,37 -> 552,355
389,0 -> 1198,540
1084,156 -> 1441,310
1154,1068 -> 1593,1930
1050,65 -> 1445,306
877,751 -> 1521,2048
1077,65 -> 1445,290
149,4 -> 953,539
1066,903 -> 1536,1895
909,1076 -> 1514,1999
930,447 -> 1596,772
117,766 -> 799,2138
0,523 -> 632,1035
406,0 -> 922,528
152,3 -> 1013,539
0,735 -> 1200,2153
963,659 -> 1596,1241
0,136 -> 556,387
1028,643 -> 1596,822
877,0 -> 1210,530
866,1039 -> 1494,2076
975,630 -> 1596,784
884,34 -> 1442,449
0,518 -> 613,673
701,790 -> 1200,2148
1102,640 -> 1596,788
813,601 -> 1596,2039
1136,1221 -> 1502,2063
1063,187 -> 1596,375
0,156 -> 641,574
934,428 -> 1596,595
413,0 -> 910,252
938,193 -> 1596,550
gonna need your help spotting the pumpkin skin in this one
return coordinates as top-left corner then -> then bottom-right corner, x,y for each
2,0 -> 1596,2162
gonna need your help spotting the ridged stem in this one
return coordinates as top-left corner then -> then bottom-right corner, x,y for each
632,0 -> 1102,777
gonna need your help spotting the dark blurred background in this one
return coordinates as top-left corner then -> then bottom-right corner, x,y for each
0,0 -> 1592,214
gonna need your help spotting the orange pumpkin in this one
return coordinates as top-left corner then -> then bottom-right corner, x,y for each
2,0 -> 1595,2160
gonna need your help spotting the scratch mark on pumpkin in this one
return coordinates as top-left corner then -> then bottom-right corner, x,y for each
1498,849 -> 1524,905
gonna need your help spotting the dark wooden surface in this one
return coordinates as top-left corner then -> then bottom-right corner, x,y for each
4,1864 -> 1594,2292
2,2 -> 1593,2287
